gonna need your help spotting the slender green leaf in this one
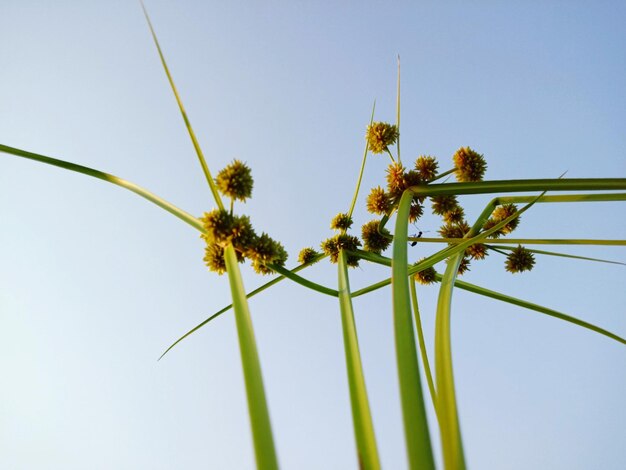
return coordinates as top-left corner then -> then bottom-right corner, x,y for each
0,144 -> 203,232
412,237 -> 626,246
337,251 -> 381,469
392,190 -> 435,470
437,275 -> 626,346
347,101 -> 376,219
267,263 -> 338,297
487,245 -> 625,266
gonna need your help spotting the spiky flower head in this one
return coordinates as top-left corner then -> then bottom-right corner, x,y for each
438,220 -> 471,240
452,147 -> 487,182
443,206 -> 465,225
431,195 -> 460,216
409,201 -> 424,223
248,232 -> 288,275
361,220 -> 392,254
505,245 -> 535,273
415,155 -> 439,181
231,215 -> 257,253
298,247 -> 320,265
201,209 -> 236,245
366,186 -> 392,215
457,256 -> 471,276
414,260 -> 437,285
203,244 -> 227,275
366,121 -> 399,154
216,159 -> 254,202
330,212 -> 353,231
466,243 -> 488,260
487,204 -> 520,236
321,234 -> 361,267
386,162 -> 407,200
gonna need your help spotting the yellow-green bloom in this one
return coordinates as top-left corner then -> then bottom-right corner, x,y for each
366,122 -> 399,154
321,234 -> 361,267
453,146 -> 487,182
414,261 -> 437,285
415,155 -> 439,181
505,245 -> 535,273
298,247 -> 320,265
330,212 -> 353,231
361,220 -> 391,254
366,186 -> 392,215
216,159 -> 254,202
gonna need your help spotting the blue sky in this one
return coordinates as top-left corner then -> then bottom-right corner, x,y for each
1,1 -> 625,469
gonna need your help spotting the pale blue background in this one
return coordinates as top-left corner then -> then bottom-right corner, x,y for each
1,1 -> 625,469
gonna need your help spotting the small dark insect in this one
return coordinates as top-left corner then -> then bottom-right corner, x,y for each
409,231 -> 423,246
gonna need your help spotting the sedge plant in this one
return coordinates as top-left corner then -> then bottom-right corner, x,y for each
2,5 -> 626,470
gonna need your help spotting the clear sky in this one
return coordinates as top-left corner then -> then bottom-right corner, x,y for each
1,1 -> 625,469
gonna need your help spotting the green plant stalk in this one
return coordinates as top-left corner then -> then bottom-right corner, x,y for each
409,178 -> 626,197
0,144 -> 203,232
347,102 -> 376,219
267,263 -> 338,297
224,244 -> 279,469
337,251 -> 381,470
486,245 -> 625,266
409,277 -> 437,412
140,1 -> 224,210
396,55 -> 401,164
435,252 -> 466,470
413,237 -> 626,246
392,190 -> 435,470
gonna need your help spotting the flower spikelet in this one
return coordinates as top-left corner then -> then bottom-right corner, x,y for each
203,244 -> 227,275
490,204 -> 520,235
415,155 -> 439,181
330,213 -> 353,231
216,159 -> 254,202
453,147 -> 487,182
231,215 -> 257,253
321,234 -> 361,267
248,233 -> 288,275
431,195 -> 460,216
409,201 -> 424,223
201,209 -> 235,245
414,261 -> 437,285
366,186 -> 392,215
298,247 -> 320,265
466,243 -> 488,260
361,220 -> 392,254
438,221 -> 470,240
505,245 -> 535,273
386,162 -> 407,201
443,206 -> 465,225
457,256 -> 471,276
366,122 -> 399,154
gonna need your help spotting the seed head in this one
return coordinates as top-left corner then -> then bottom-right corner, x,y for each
443,206 -> 465,225
438,221 -> 470,240
231,215 -> 257,253
201,209 -> 236,245
366,186 -> 392,215
361,220 -> 392,254
216,159 -> 254,202
489,204 -> 520,235
386,162 -> 407,201
298,247 -> 320,265
409,201 -> 424,223
453,147 -> 487,182
415,155 -> 439,181
366,122 -> 399,154
457,256 -> 471,276
203,244 -> 227,275
321,234 -> 361,267
466,243 -> 488,260
505,245 -> 535,273
248,233 -> 288,275
431,195 -> 460,216
414,261 -> 437,285
330,212 -> 353,231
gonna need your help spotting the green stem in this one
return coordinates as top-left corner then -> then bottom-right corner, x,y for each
347,101 -> 376,219
409,277 -> 437,412
337,251 -> 381,470
435,251 -> 466,470
428,168 -> 456,183
224,245 -> 279,470
392,190 -> 435,470
396,55 -> 401,164
414,238 -> 626,246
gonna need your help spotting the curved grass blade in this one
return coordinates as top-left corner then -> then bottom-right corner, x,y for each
0,144 -> 203,232
392,190 -> 435,470
223,245 -> 279,469
396,55 -> 401,164
337,251 -> 381,470
140,1 -> 224,210
436,274 -> 626,346
267,263 -> 338,297
409,277 -> 437,412
159,255 -> 328,360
